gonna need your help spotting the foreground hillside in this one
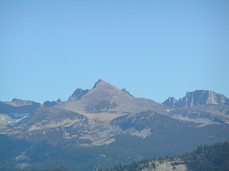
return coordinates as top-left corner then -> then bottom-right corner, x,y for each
100,141 -> 229,171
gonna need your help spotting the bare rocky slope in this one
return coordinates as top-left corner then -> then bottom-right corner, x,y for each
61,79 -> 166,115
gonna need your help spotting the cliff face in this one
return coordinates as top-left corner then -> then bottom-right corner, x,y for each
163,90 -> 228,108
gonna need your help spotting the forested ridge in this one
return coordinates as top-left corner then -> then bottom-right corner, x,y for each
182,141 -> 229,171
99,141 -> 229,171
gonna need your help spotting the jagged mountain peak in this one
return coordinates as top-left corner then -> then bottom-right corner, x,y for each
80,79 -> 133,104
61,80 -> 164,114
163,97 -> 177,107
93,79 -> 116,89
67,80 -> 124,103
68,88 -> 89,101
186,90 -> 218,97
163,90 -> 228,108
183,90 -> 227,106
67,79 -> 114,102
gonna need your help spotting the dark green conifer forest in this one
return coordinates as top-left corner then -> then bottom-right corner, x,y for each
99,141 -> 229,171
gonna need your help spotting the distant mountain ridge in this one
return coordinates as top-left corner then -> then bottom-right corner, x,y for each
163,90 -> 229,108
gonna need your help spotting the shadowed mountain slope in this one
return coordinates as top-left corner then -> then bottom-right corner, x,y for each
0,99 -> 41,128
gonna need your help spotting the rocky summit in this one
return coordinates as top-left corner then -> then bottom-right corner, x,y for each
163,90 -> 229,108
0,80 -> 229,171
60,79 -> 165,115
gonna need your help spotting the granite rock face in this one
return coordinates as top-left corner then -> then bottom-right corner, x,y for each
163,90 -> 228,108
163,97 -> 177,107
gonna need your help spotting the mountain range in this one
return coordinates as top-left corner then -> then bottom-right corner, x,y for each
0,80 -> 229,170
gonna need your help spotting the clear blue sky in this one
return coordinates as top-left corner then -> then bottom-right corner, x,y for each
1,0 -> 229,103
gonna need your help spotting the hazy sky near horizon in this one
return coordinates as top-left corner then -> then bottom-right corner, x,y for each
1,0 -> 229,103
